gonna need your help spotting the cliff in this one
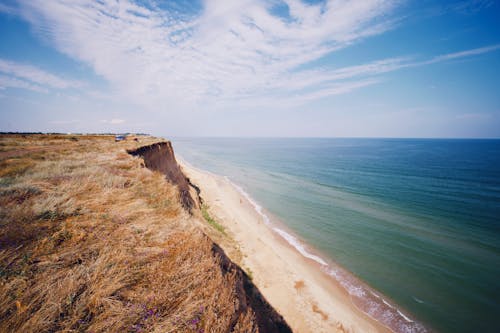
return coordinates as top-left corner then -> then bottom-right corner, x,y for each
127,142 -> 200,213
0,134 -> 292,333
128,141 -> 291,332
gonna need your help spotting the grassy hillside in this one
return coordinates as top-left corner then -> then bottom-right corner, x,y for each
0,134 -> 291,333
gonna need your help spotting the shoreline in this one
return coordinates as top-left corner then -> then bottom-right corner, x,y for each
179,158 -> 394,333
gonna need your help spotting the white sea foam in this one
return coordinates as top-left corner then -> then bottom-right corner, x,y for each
382,298 -> 395,308
397,310 -> 414,323
323,267 -> 367,298
323,267 -> 422,332
273,228 -> 329,266
225,176 -> 270,225
412,296 -> 425,304
226,176 -> 328,266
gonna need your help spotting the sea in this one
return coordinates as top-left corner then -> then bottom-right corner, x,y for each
171,137 -> 500,333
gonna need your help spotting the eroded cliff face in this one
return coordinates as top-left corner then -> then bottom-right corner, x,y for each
128,142 -> 200,213
128,141 -> 293,333
210,241 -> 293,333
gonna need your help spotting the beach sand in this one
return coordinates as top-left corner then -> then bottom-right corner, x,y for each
180,161 -> 391,333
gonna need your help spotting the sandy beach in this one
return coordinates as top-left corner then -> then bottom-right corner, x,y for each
180,160 -> 391,333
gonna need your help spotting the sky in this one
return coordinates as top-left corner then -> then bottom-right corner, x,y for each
0,0 -> 499,138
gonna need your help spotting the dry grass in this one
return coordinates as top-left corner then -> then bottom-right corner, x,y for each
0,134 -> 289,333
0,158 -> 34,178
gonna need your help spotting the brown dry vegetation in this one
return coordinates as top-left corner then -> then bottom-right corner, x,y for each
0,134 -> 291,333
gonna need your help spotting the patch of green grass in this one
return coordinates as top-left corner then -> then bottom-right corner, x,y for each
245,266 -> 253,280
201,204 -> 226,235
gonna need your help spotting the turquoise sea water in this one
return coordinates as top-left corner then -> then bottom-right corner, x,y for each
172,138 -> 500,333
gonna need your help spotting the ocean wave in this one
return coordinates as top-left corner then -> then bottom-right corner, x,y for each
412,296 -> 425,304
323,266 -> 427,333
273,228 -> 329,266
224,176 -> 271,224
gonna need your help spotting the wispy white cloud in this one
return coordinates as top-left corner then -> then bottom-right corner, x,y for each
267,58 -> 408,93
419,0 -> 494,18
0,74 -> 49,93
0,58 -> 82,92
258,42 -> 500,101
16,0 -> 400,108
0,3 -> 18,16
429,44 -> 500,63
293,79 -> 381,102
306,44 -> 500,86
451,0 -> 494,14
455,112 -> 491,120
100,118 -> 125,125
12,0 -> 500,111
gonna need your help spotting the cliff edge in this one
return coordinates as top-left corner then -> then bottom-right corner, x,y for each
128,141 -> 292,332
128,141 -> 200,213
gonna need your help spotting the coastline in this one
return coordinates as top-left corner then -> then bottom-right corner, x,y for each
179,159 -> 392,333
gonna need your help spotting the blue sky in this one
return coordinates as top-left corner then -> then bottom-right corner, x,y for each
0,0 -> 499,138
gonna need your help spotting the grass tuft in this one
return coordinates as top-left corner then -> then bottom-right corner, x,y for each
201,204 -> 226,235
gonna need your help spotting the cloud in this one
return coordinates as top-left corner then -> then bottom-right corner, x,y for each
451,0 -> 494,14
293,79 -> 381,102
419,0 -> 494,18
0,3 -> 18,16
455,113 -> 491,120
311,44 -> 500,84
429,44 -> 500,63
12,0 -> 500,112
16,0 -> 400,108
0,74 -> 49,93
101,118 -> 125,125
0,58 -> 82,92
254,42 -> 500,101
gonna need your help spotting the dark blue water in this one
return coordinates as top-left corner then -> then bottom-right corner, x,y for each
172,138 -> 500,333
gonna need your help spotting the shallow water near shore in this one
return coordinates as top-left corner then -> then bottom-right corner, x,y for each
172,137 -> 500,333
